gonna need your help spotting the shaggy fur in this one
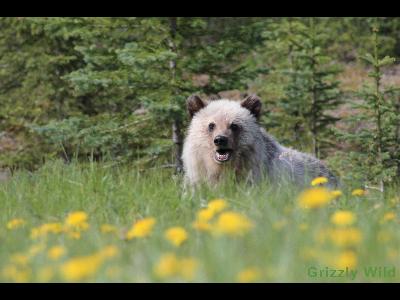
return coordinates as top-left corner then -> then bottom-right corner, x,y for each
182,95 -> 338,188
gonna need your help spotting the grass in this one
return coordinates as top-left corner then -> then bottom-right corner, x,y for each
0,159 -> 399,283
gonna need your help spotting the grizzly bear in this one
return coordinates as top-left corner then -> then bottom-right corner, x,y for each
182,94 -> 338,188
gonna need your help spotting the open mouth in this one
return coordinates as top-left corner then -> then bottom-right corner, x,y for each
214,149 -> 233,163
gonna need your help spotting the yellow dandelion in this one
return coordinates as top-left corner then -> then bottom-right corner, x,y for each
192,220 -> 212,232
154,253 -> 180,278
10,253 -> 30,266
298,187 -> 334,209
236,267 -> 262,283
164,227 -> 188,247
126,217 -> 156,240
330,211 -> 356,226
381,212 -> 396,223
6,218 -> 26,230
47,246 -> 66,260
213,211 -> 254,236
64,211 -> 89,232
351,189 -> 366,196
100,224 -> 118,234
153,253 -> 199,280
331,190 -> 343,198
28,243 -> 46,257
66,231 -> 81,240
97,245 -> 119,259
329,228 -> 363,247
179,258 -> 199,280
2,264 -> 31,283
332,250 -> 358,269
311,176 -> 328,186
197,208 -> 215,222
30,223 -> 64,239
207,199 -> 229,214
60,255 -> 103,281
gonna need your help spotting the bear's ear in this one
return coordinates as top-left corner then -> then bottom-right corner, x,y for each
241,94 -> 262,119
187,95 -> 207,118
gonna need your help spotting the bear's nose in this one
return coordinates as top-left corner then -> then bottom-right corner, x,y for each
214,135 -> 228,147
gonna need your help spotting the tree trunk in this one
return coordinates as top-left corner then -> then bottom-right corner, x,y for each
169,17 -> 184,173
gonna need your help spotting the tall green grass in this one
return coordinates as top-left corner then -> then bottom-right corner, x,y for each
0,160 -> 399,282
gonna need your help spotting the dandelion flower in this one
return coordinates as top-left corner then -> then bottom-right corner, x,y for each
10,253 -> 30,266
207,199 -> 228,214
60,255 -> 103,281
6,218 -> 26,230
100,224 -> 118,234
351,189 -> 366,196
213,211 -> 254,236
126,217 -> 156,240
47,246 -> 66,260
329,228 -> 362,247
332,250 -> 357,269
154,253 -> 180,278
197,208 -> 215,222
192,220 -> 212,232
236,267 -> 262,283
2,264 -> 31,283
311,177 -> 328,186
298,187 -> 334,209
381,212 -> 396,223
331,190 -> 343,198
154,253 -> 199,280
98,245 -> 119,259
30,223 -> 64,239
65,211 -> 89,231
164,227 -> 188,247
330,211 -> 356,226
28,243 -> 46,257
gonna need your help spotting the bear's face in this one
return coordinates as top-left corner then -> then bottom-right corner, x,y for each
186,95 -> 262,165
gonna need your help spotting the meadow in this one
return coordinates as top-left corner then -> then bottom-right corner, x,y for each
0,160 -> 399,283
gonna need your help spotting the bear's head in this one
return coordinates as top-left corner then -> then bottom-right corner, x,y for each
186,94 -> 262,164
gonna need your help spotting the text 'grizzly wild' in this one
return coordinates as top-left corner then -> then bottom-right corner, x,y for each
182,95 -> 338,187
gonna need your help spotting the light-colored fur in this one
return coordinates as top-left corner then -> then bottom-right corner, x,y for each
182,98 -> 338,188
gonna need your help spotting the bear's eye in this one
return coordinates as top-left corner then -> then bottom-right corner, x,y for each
230,123 -> 240,132
208,123 -> 215,132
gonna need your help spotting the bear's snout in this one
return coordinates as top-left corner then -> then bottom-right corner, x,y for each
214,135 -> 229,147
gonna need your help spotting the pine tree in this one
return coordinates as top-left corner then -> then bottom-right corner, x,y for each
338,21 -> 398,191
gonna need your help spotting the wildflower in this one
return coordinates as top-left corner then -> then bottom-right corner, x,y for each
97,245 -> 119,259
311,177 -> 328,186
236,267 -> 262,283
153,253 -> 199,280
332,250 -> 357,269
154,253 -> 180,278
381,212 -> 396,223
207,199 -> 228,214
213,211 -> 254,236
6,218 -> 26,230
30,223 -> 63,239
100,224 -> 118,234
192,220 -> 212,232
65,211 -> 89,231
67,231 -> 81,240
351,189 -> 366,196
164,227 -> 188,247
126,217 -> 156,240
2,264 -> 31,283
197,208 -> 215,222
298,187 -> 334,209
60,255 -> 103,281
47,246 -> 66,260
330,211 -> 356,226
179,258 -> 199,280
10,253 -> 30,266
331,190 -> 343,198
28,243 -> 46,257
329,228 -> 363,247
